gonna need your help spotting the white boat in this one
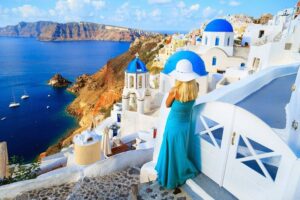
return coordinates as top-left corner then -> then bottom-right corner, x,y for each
21,95 -> 29,100
1,117 -> 6,121
9,91 -> 20,108
48,94 -> 51,97
46,106 -> 50,109
9,102 -> 20,108
21,89 -> 29,100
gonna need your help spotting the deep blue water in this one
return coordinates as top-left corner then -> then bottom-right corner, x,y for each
0,37 -> 130,162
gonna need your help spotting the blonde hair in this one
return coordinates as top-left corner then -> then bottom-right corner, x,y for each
174,80 -> 199,102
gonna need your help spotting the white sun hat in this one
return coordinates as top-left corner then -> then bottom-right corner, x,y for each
169,59 -> 200,82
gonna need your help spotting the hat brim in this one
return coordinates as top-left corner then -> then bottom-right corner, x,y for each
169,70 -> 200,82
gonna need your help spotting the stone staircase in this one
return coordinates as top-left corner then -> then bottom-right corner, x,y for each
14,167 -> 196,200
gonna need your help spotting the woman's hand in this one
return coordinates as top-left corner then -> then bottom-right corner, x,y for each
165,89 -> 176,108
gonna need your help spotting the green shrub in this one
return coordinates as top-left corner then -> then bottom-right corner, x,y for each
0,156 -> 41,186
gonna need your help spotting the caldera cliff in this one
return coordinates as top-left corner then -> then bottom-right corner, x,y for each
0,21 -> 158,42
42,35 -> 164,157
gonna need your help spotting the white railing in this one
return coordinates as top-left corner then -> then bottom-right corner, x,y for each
193,101 -> 298,200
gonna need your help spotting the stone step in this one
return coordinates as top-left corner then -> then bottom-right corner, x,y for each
186,173 -> 237,200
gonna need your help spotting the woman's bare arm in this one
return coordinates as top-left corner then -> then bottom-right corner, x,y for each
166,90 -> 176,108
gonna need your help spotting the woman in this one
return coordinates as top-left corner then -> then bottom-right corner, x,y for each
155,59 -> 199,194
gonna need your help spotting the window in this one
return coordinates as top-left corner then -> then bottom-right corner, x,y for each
285,43 -> 292,50
138,76 -> 143,88
252,58 -> 260,70
227,37 -> 230,46
240,63 -> 246,68
117,114 -> 121,123
258,30 -> 265,38
215,37 -> 220,46
205,36 -> 208,45
212,57 -> 217,66
129,76 -> 134,88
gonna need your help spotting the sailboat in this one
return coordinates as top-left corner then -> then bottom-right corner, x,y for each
21,89 -> 29,100
9,90 -> 20,108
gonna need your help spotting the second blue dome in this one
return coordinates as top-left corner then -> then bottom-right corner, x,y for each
204,19 -> 233,32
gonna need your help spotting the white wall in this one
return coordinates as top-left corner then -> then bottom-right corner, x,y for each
0,149 -> 153,199
201,47 -> 246,72
202,32 -> 234,56
120,110 -> 159,137
247,28 -> 300,71
242,24 -> 283,46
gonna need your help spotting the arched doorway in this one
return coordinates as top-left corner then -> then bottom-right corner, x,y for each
129,93 -> 137,111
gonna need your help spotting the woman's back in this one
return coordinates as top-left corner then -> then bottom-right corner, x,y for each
168,100 -> 195,123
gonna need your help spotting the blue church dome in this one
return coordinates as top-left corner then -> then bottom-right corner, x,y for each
126,57 -> 148,73
204,19 -> 233,32
162,51 -> 208,76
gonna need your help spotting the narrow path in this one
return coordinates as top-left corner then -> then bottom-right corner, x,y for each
15,167 -> 191,200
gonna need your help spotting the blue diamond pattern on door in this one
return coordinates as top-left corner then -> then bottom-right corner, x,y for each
236,135 -> 282,181
199,115 -> 224,148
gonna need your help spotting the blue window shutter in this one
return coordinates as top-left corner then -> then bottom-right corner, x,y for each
215,37 -> 220,46
212,57 -> 217,66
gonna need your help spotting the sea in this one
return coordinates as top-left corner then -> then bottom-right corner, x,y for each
0,37 -> 130,162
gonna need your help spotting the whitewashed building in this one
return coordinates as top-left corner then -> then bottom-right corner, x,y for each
242,8 -> 294,47
247,14 -> 300,71
186,19 -> 247,73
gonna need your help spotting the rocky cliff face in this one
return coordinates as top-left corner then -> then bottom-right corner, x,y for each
42,35 -> 164,157
67,35 -> 163,125
0,21 -> 157,42
254,14 -> 273,24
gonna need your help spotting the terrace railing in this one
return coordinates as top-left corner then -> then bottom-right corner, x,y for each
192,101 -> 298,200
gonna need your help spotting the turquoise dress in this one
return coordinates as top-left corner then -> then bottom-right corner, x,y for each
155,100 -> 199,189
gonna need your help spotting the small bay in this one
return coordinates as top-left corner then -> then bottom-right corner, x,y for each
0,37 -> 130,162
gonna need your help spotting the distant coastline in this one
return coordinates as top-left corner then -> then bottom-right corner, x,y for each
0,21 -> 159,42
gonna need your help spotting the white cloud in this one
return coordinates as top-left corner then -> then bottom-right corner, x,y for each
151,9 -> 161,17
173,2 -> 200,19
113,2 -> 130,22
135,9 -> 147,21
190,4 -> 200,11
148,0 -> 171,4
50,0 -> 106,21
91,0 -> 106,10
11,4 -> 45,19
229,0 -> 241,6
202,6 -> 216,18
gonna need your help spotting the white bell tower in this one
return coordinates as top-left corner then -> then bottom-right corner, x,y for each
122,53 -> 151,114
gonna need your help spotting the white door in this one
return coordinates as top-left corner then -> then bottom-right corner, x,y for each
195,102 -> 235,185
223,107 -> 296,200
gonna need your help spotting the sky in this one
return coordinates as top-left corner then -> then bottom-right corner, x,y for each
0,0 -> 297,31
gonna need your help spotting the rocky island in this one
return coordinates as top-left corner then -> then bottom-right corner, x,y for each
0,21 -> 158,42
48,74 -> 71,87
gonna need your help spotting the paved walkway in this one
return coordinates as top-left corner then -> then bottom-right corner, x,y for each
14,167 -> 191,200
